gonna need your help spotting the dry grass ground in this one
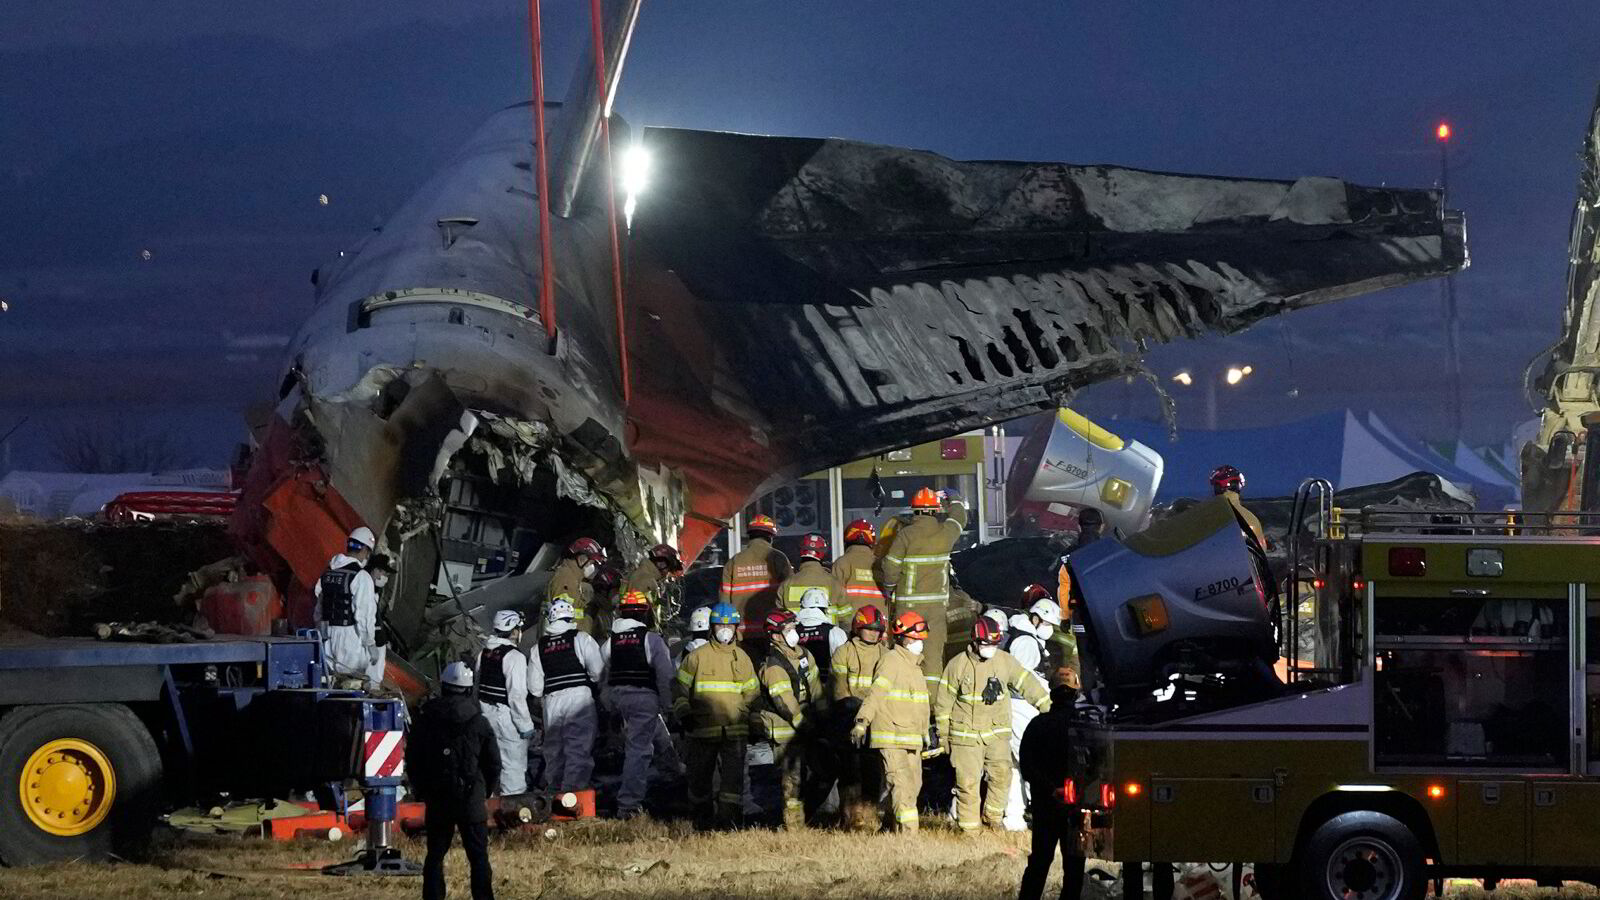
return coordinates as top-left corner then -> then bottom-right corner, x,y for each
0,819 -> 1595,899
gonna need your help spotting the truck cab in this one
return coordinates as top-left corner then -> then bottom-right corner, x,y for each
1067,488 -> 1600,899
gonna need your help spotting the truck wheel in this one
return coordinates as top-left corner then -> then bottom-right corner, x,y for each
0,704 -> 163,866
1250,862 -> 1289,899
1297,811 -> 1425,900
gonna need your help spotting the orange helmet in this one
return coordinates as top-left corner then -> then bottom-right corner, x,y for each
974,616 -> 1005,646
747,514 -> 778,537
619,590 -> 652,615
844,518 -> 877,547
852,604 -> 886,633
798,532 -> 828,562
911,487 -> 940,511
893,610 -> 929,640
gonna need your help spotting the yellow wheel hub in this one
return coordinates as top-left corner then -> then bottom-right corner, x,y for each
20,738 -> 116,836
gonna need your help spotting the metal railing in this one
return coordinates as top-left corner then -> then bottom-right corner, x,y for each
1284,478 -> 1334,679
1353,507 -> 1600,538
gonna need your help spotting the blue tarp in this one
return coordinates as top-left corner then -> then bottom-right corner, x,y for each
1108,410 -> 1517,507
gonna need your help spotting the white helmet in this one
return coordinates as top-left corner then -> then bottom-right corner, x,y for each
983,608 -> 1008,633
547,597 -> 576,625
1028,598 -> 1062,627
689,605 -> 712,632
800,588 -> 830,611
348,526 -> 376,550
493,609 -> 525,633
441,661 -> 474,688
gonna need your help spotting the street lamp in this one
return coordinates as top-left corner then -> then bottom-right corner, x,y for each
1172,365 -> 1255,429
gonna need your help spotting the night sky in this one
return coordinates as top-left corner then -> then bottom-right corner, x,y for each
4,2 -> 1598,472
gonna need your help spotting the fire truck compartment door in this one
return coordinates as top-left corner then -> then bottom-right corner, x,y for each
1529,782 -> 1600,868
1150,777 -> 1275,862
1456,781 -> 1525,866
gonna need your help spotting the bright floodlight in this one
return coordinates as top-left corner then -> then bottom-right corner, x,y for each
1225,366 -> 1249,386
1172,371 -> 1193,386
1436,122 -> 1452,142
621,142 -> 652,226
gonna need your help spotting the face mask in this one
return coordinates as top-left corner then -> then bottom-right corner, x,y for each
978,644 -> 998,660
783,629 -> 800,649
373,575 -> 389,589
714,626 -> 736,644
581,562 -> 598,579
904,639 -> 924,656
1036,623 -> 1054,641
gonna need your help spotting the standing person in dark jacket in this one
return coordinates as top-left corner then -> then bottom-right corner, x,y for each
1018,678 -> 1085,900
407,661 -> 501,900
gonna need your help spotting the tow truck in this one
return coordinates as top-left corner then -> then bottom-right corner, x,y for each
1066,482 -> 1600,899
0,631 -> 414,874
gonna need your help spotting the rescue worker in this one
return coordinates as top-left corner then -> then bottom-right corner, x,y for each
315,526 -> 382,684
477,609 -> 535,796
880,487 -> 968,686
752,608 -> 824,828
777,532 -> 835,611
832,604 -> 889,830
528,597 -> 604,797
408,661 -> 499,900
721,514 -> 791,654
936,617 -> 1049,833
678,604 -> 713,663
547,537 -> 607,634
1018,679 -> 1086,900
1055,508 -> 1104,616
1002,590 -> 1063,830
673,602 -> 759,829
1211,463 -> 1267,550
851,610 -> 935,832
795,588 -> 847,692
625,543 -> 684,622
832,518 -> 889,626
603,590 -> 675,819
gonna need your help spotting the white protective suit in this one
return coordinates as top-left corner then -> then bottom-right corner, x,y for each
601,616 -> 678,814
478,634 -> 535,795
313,553 -> 381,683
529,619 -> 604,792
1004,612 -> 1051,830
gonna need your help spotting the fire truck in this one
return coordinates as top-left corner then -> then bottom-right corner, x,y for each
1067,481 -> 1600,899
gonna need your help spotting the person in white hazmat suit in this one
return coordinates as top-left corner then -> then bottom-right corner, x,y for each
477,609 -> 535,796
794,589 -> 847,692
529,597 -> 604,793
677,605 -> 712,664
602,591 -> 676,817
314,526 -> 383,684
1003,592 -> 1063,830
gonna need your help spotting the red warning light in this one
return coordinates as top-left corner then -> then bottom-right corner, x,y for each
1436,122 -> 1452,142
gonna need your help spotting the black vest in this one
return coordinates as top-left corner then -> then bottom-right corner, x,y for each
319,561 -> 362,627
608,625 -> 657,692
797,623 -> 834,676
477,643 -> 514,705
540,631 -> 591,693
1006,629 -> 1052,681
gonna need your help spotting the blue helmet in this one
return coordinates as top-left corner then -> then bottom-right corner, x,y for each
709,602 -> 741,626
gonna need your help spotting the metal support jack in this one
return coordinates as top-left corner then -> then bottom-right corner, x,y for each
324,698 -> 422,877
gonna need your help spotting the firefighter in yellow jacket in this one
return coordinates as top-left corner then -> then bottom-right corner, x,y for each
833,604 -> 889,829
721,515 -> 792,655
935,616 -> 1050,833
832,519 -> 888,626
851,610 -> 936,832
777,533 -> 836,613
624,543 -> 683,623
672,602 -> 759,829
752,608 -> 824,828
547,537 -> 607,634
880,488 -> 968,687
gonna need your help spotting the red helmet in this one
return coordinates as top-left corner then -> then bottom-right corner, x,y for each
851,604 -> 886,633
647,543 -> 683,571
974,616 -> 1005,646
568,537 -> 607,562
911,487 -> 940,511
844,519 -> 877,547
747,514 -> 778,537
592,566 -> 621,591
1210,465 -> 1245,495
764,608 -> 798,636
619,590 -> 652,614
1021,583 -> 1053,607
893,610 -> 929,640
798,532 -> 828,562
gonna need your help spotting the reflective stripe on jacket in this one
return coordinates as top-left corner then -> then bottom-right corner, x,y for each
832,636 -> 887,704
880,502 -> 968,605
855,645 -> 931,750
778,559 -> 835,612
672,640 -> 759,739
721,538 -> 791,633
756,642 -> 823,744
934,646 -> 1049,746
831,544 -> 885,623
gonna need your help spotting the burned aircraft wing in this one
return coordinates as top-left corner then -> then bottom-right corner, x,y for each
626,127 -> 1467,550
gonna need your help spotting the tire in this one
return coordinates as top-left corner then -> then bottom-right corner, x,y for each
1250,862 -> 1289,900
1297,811 -> 1425,900
0,704 -> 164,866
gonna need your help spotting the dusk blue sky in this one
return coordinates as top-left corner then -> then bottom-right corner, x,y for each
3,2 -> 1597,471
